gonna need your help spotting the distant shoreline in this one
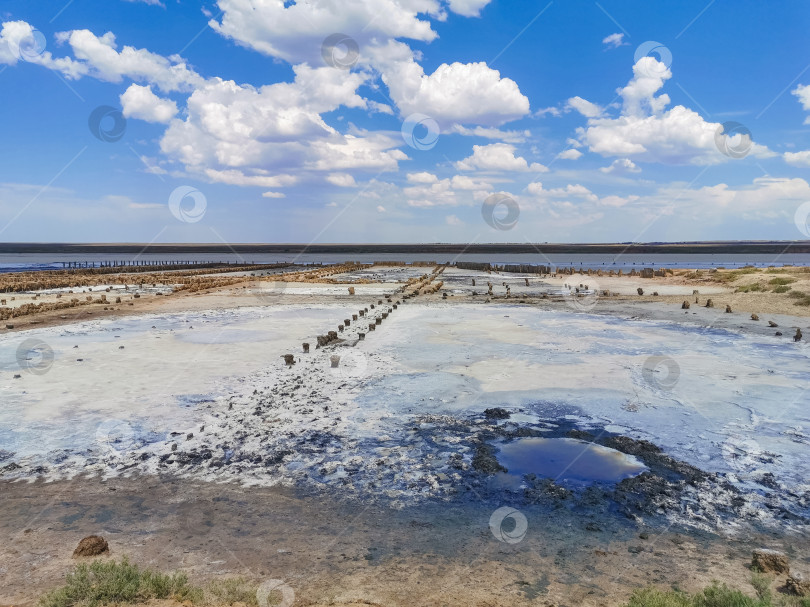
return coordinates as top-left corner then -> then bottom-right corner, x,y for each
2,241 -> 810,254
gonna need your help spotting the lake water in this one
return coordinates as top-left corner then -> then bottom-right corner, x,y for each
2,251 -> 810,273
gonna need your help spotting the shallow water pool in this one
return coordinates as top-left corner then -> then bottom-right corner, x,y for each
494,437 -> 647,485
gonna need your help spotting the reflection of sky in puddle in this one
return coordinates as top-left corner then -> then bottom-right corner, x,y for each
493,437 -> 646,487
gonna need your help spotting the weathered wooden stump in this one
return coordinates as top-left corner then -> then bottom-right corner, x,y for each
682,300 -> 690,309
282,354 -> 295,367
303,342 -> 310,353
637,288 -> 644,296
375,318 -> 382,325
344,319 -> 351,326
358,332 -> 365,340
751,313 -> 759,321
338,325 -> 344,332
705,299 -> 714,308
368,323 -> 376,331
330,355 -> 340,368
725,305 -> 732,313
352,314 -> 358,321
348,287 -> 355,295
795,328 -> 802,342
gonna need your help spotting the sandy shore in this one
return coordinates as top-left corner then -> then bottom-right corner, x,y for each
1,264 -> 809,605
1,475 -> 799,607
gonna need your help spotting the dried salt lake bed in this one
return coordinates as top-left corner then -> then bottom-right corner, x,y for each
1,300 -> 809,535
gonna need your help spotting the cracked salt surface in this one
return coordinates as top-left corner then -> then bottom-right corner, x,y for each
1,302 -> 808,532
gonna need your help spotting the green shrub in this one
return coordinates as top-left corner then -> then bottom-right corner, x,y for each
40,559 -> 201,607
624,587 -> 693,607
768,278 -> 796,286
622,580 -> 810,607
772,285 -> 792,293
693,583 -> 761,606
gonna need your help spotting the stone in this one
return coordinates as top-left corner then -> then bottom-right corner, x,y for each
751,313 -> 759,321
752,549 -> 789,574
786,573 -> 810,597
794,328 -> 802,342
768,321 -> 778,327
637,288 -> 644,296
483,407 -> 510,419
682,300 -> 690,309
705,299 -> 714,308
330,355 -> 340,368
73,535 -> 109,557
725,305 -> 732,313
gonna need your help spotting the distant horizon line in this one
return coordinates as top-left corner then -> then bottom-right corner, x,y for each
2,241 -> 810,256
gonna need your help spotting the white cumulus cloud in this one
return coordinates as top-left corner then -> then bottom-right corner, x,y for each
455,143 -> 547,172
120,84 -> 178,123
575,57 -> 774,165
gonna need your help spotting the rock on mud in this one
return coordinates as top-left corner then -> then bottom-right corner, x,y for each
472,443 -> 506,474
483,408 -> 511,420
73,535 -> 109,557
752,548 -> 789,574
786,573 -> 810,597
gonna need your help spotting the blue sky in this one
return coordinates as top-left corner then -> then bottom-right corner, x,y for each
1,0 -> 809,244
